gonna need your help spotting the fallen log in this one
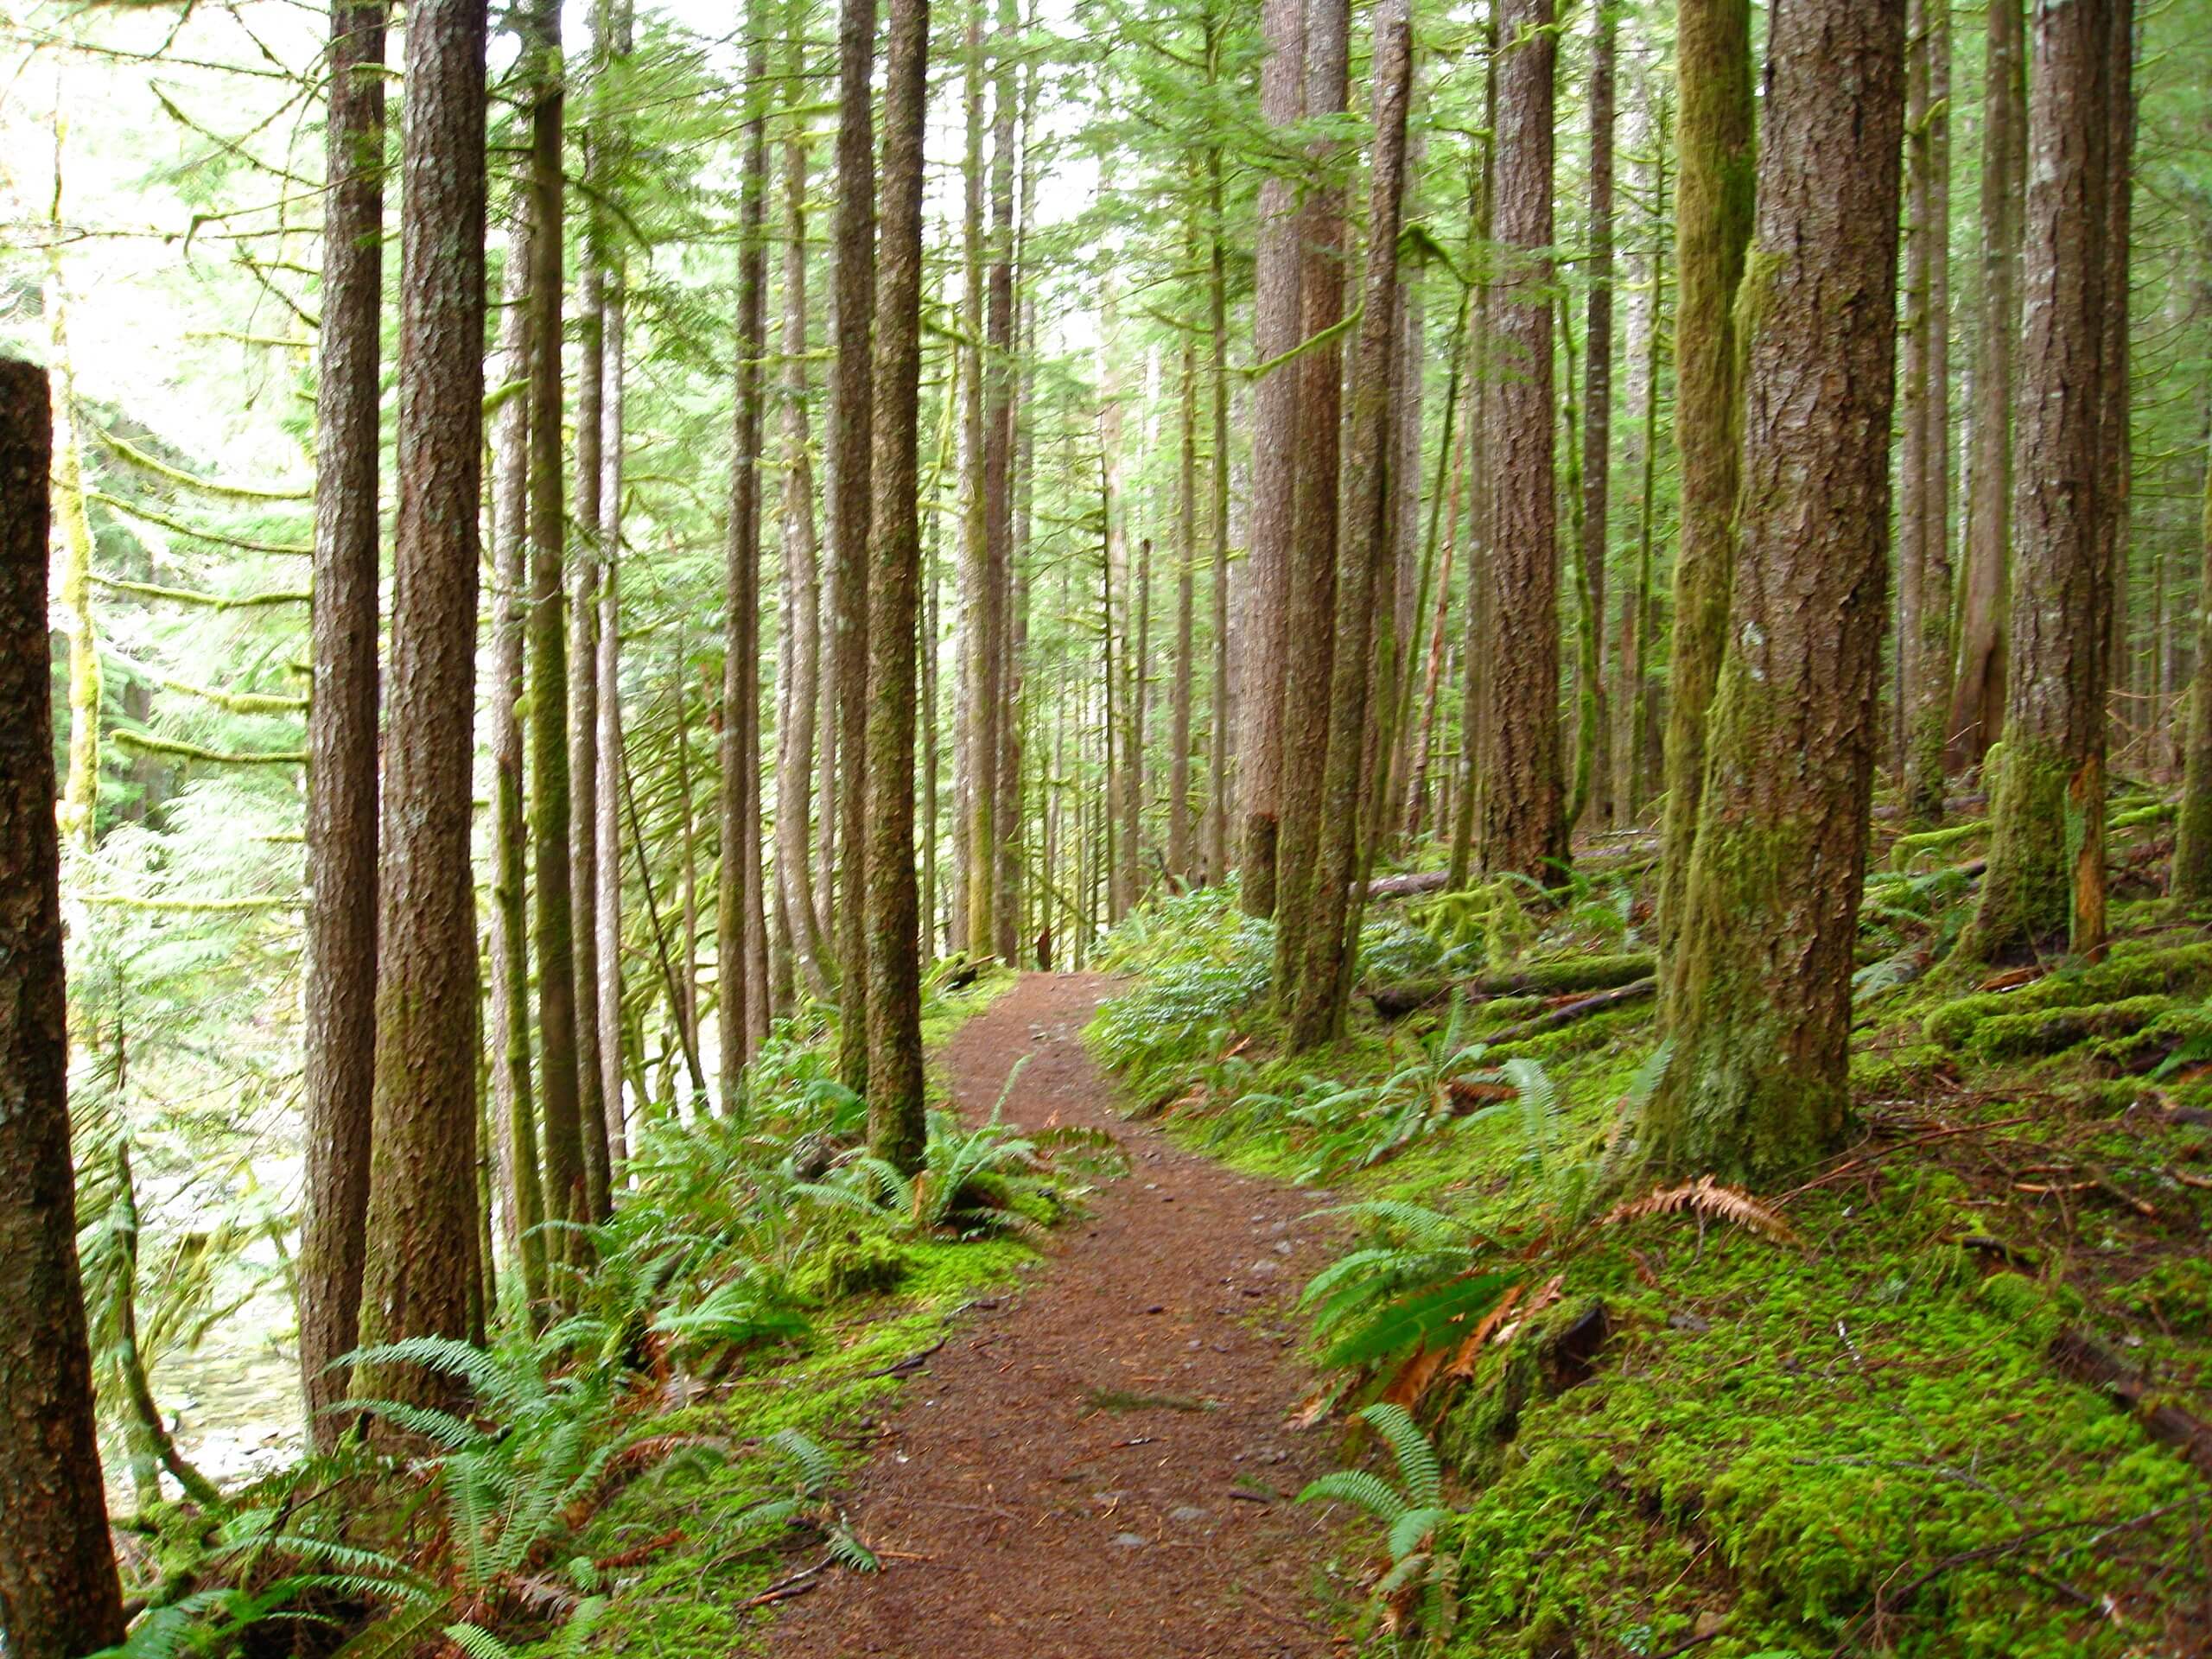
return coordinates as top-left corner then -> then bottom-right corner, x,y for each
1364,868 -> 1451,900
1482,977 -> 1654,1046
2050,1327 -> 2212,1480
1366,952 -> 1657,1020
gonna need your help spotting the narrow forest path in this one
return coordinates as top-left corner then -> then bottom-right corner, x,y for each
772,973 -> 1346,1657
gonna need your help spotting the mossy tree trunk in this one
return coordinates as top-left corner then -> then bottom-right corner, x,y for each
359,0 -> 489,1414
830,0 -> 876,1094
1268,0 -> 1349,1002
1641,0 -> 1908,1187
2175,435 -> 2212,900
1574,0 -> 1618,835
1948,0 -> 2024,772
1956,0 -> 2122,964
865,0 -> 930,1174
1655,0 -> 1754,988
0,358 -> 127,1659
1236,0 -> 1305,917
1480,0 -> 1567,885
719,17 -> 770,1116
299,0 -> 385,1446
594,0 -> 632,1170
983,0 -> 1019,956
1286,0 -> 1415,1052
1898,0 -> 1955,830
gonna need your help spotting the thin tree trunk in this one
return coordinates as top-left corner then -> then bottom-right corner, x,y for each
1949,0 -> 2024,770
359,0 -> 489,1412
1574,0 -> 1617,833
1287,0 -> 1414,1051
596,12 -> 631,1172
488,204 -> 546,1310
775,1 -> 832,1001
982,0 -> 1018,952
1643,0 -> 1907,1185
1205,70 -> 1232,883
830,0 -> 876,1091
0,359 -> 126,1659
1447,78 -> 1495,889
45,149 -> 99,860
866,0 -> 930,1171
1958,0 -> 2120,963
1900,0 -> 1955,828
1237,0 -> 1306,915
299,0 -> 385,1443
720,20 -> 770,1112
521,0 -> 586,1255
1169,325 -> 1198,880
1656,0 -> 1755,980
1482,0 -> 1567,883
2173,434 -> 2212,899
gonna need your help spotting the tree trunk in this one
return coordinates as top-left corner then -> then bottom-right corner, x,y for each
1448,71 -> 1496,889
1957,0 -> 2120,963
488,201 -> 546,1310
775,0 -> 832,1001
1169,325 -> 1198,881
1949,0 -> 2024,770
984,0 -> 1019,957
1575,0 -> 1617,834
1286,0 -> 1414,1052
595,0 -> 632,1174
2173,438 -> 2212,899
0,358 -> 126,1659
1656,0 -> 1754,979
1482,0 -> 1567,884
520,0 -> 587,1255
720,19 -> 770,1113
830,0 -> 876,1093
1236,0 -> 1306,915
359,0 -> 489,1413
1642,0 -> 1908,1185
865,0 -> 930,1172
299,0 -> 385,1445
1205,79 -> 1232,884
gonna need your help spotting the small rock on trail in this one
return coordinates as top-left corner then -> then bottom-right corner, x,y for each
770,972 -> 1344,1658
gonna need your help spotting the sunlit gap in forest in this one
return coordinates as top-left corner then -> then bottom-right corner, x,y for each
1,0 -> 2209,1655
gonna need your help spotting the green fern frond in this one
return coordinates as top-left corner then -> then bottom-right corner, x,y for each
444,1624 -> 518,1659
826,1527 -> 880,1573
1319,1272 -> 1516,1370
321,1602 -> 448,1659
1387,1505 -> 1453,1563
767,1427 -> 837,1495
1297,1468 -> 1409,1523
1358,1403 -> 1441,1509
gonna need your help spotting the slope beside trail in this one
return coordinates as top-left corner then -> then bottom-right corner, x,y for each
772,971 -> 1346,1658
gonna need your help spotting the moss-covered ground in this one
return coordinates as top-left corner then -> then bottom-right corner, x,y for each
1085,830 -> 2212,1657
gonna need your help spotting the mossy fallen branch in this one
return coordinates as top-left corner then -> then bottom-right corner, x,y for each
1966,995 -> 2173,1061
95,574 -> 311,610
1924,943 -> 2212,1049
87,418 -> 313,501
111,728 -> 308,766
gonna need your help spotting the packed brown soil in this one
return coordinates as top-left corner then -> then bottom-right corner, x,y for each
772,972 -> 1347,1657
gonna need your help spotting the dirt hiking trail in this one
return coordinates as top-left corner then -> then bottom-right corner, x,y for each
772,972 -> 1346,1657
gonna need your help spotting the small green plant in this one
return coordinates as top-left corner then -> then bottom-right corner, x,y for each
1300,1403 -> 1459,1643
796,1102 -> 1058,1238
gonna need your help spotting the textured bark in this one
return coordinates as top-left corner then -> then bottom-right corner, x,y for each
2095,15 -> 2134,749
1949,0 -> 2024,770
1656,0 -> 1755,976
1958,0 -> 2118,963
359,0 -> 488,1412
519,0 -> 587,1257
1481,0 -> 1567,884
1899,0 -> 1954,827
774,7 -> 831,1001
569,0 -> 617,1216
1205,82 -> 1232,883
1286,0 -> 1414,1052
1236,0 -> 1306,915
0,358 -> 125,1659
300,0 -> 385,1446
1575,1 -> 1617,833
1168,326 -> 1198,881
596,0 -> 631,1171
720,21 -> 769,1114
1447,66 -> 1496,891
1622,87 -> 1669,824
2174,440 -> 2212,901
865,0 -> 929,1173
488,205 -> 546,1310
830,0 -> 876,1092
1269,0 -> 1348,1000
983,0 -> 1018,956
1643,0 -> 1908,1185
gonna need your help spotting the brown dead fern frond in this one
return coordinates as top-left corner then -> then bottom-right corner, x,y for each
1599,1176 -> 1803,1248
